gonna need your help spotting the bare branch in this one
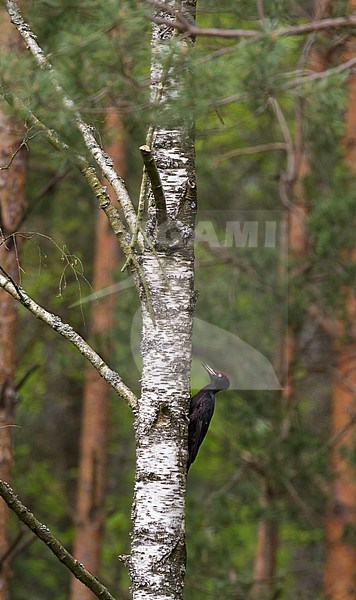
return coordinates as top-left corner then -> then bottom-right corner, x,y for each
214,92 -> 250,107
4,0 -> 137,234
0,136 -> 33,171
0,272 -> 138,410
257,0 -> 266,27
285,56 -> 356,89
0,530 -> 36,565
15,364 -> 39,392
150,5 -> 356,41
268,97 -> 295,182
153,15 -> 259,39
275,16 -> 356,38
327,413 -> 356,449
0,480 -> 117,600
140,145 -> 167,225
283,478 -> 322,526
213,142 -> 287,164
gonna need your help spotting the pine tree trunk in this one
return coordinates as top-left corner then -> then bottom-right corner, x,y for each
324,4 -> 356,595
128,3 -> 197,598
70,110 -> 124,600
324,343 -> 356,600
251,483 -> 279,599
0,17 -> 27,600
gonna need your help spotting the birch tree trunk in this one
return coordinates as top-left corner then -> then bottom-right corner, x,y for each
128,3 -> 197,598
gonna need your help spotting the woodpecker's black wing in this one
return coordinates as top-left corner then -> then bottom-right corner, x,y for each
187,388 -> 215,469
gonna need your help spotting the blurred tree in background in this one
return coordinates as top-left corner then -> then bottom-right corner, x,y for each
0,7 -> 27,596
0,1 -> 355,599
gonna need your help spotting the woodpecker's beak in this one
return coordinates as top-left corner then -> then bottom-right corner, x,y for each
202,363 -> 216,377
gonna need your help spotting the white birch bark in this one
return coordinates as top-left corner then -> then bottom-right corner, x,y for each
128,2 -> 197,598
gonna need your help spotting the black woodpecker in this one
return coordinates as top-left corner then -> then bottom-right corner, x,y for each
187,363 -> 230,470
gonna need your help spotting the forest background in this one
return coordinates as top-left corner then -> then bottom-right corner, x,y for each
0,1 -> 355,599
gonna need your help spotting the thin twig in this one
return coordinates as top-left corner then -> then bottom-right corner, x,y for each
0,136 -> 32,171
213,142 -> 287,164
0,528 -> 36,566
0,530 -> 24,567
0,480 -> 117,600
15,364 -> 39,392
2,531 -> 36,564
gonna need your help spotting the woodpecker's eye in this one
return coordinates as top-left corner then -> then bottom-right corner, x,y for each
218,373 -> 222,377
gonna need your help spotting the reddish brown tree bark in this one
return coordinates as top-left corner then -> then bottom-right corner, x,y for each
69,109 -> 125,600
324,3 -> 356,595
0,11 -> 27,600
324,335 -> 356,600
251,480 -> 279,599
344,0 -> 356,170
